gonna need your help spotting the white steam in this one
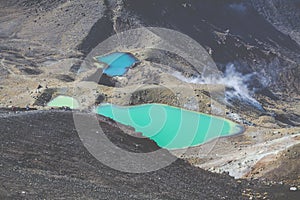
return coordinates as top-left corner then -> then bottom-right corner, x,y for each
173,63 -> 264,110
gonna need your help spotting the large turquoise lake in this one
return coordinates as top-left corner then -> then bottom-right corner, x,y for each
96,52 -> 138,76
96,104 -> 244,149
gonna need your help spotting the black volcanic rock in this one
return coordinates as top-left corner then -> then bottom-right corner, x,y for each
33,88 -> 56,107
95,94 -> 106,104
55,74 -> 75,82
251,0 -> 300,46
18,66 -> 43,75
84,68 -> 117,87
77,0 -> 115,54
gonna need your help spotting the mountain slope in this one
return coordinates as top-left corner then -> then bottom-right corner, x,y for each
0,110 -> 297,199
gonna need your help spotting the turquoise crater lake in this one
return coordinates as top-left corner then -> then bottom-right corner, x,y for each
96,104 -> 244,149
47,95 -> 79,109
96,52 -> 139,76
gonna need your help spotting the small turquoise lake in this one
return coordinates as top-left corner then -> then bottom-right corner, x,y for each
96,52 -> 138,76
96,104 -> 244,149
47,95 -> 79,109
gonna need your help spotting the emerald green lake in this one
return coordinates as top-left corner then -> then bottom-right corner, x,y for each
47,95 -> 79,109
96,104 -> 244,149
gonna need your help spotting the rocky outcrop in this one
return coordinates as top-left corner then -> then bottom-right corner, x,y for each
129,85 -> 180,106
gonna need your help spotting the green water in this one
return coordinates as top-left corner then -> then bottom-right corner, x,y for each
47,95 -> 79,109
96,103 -> 244,149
